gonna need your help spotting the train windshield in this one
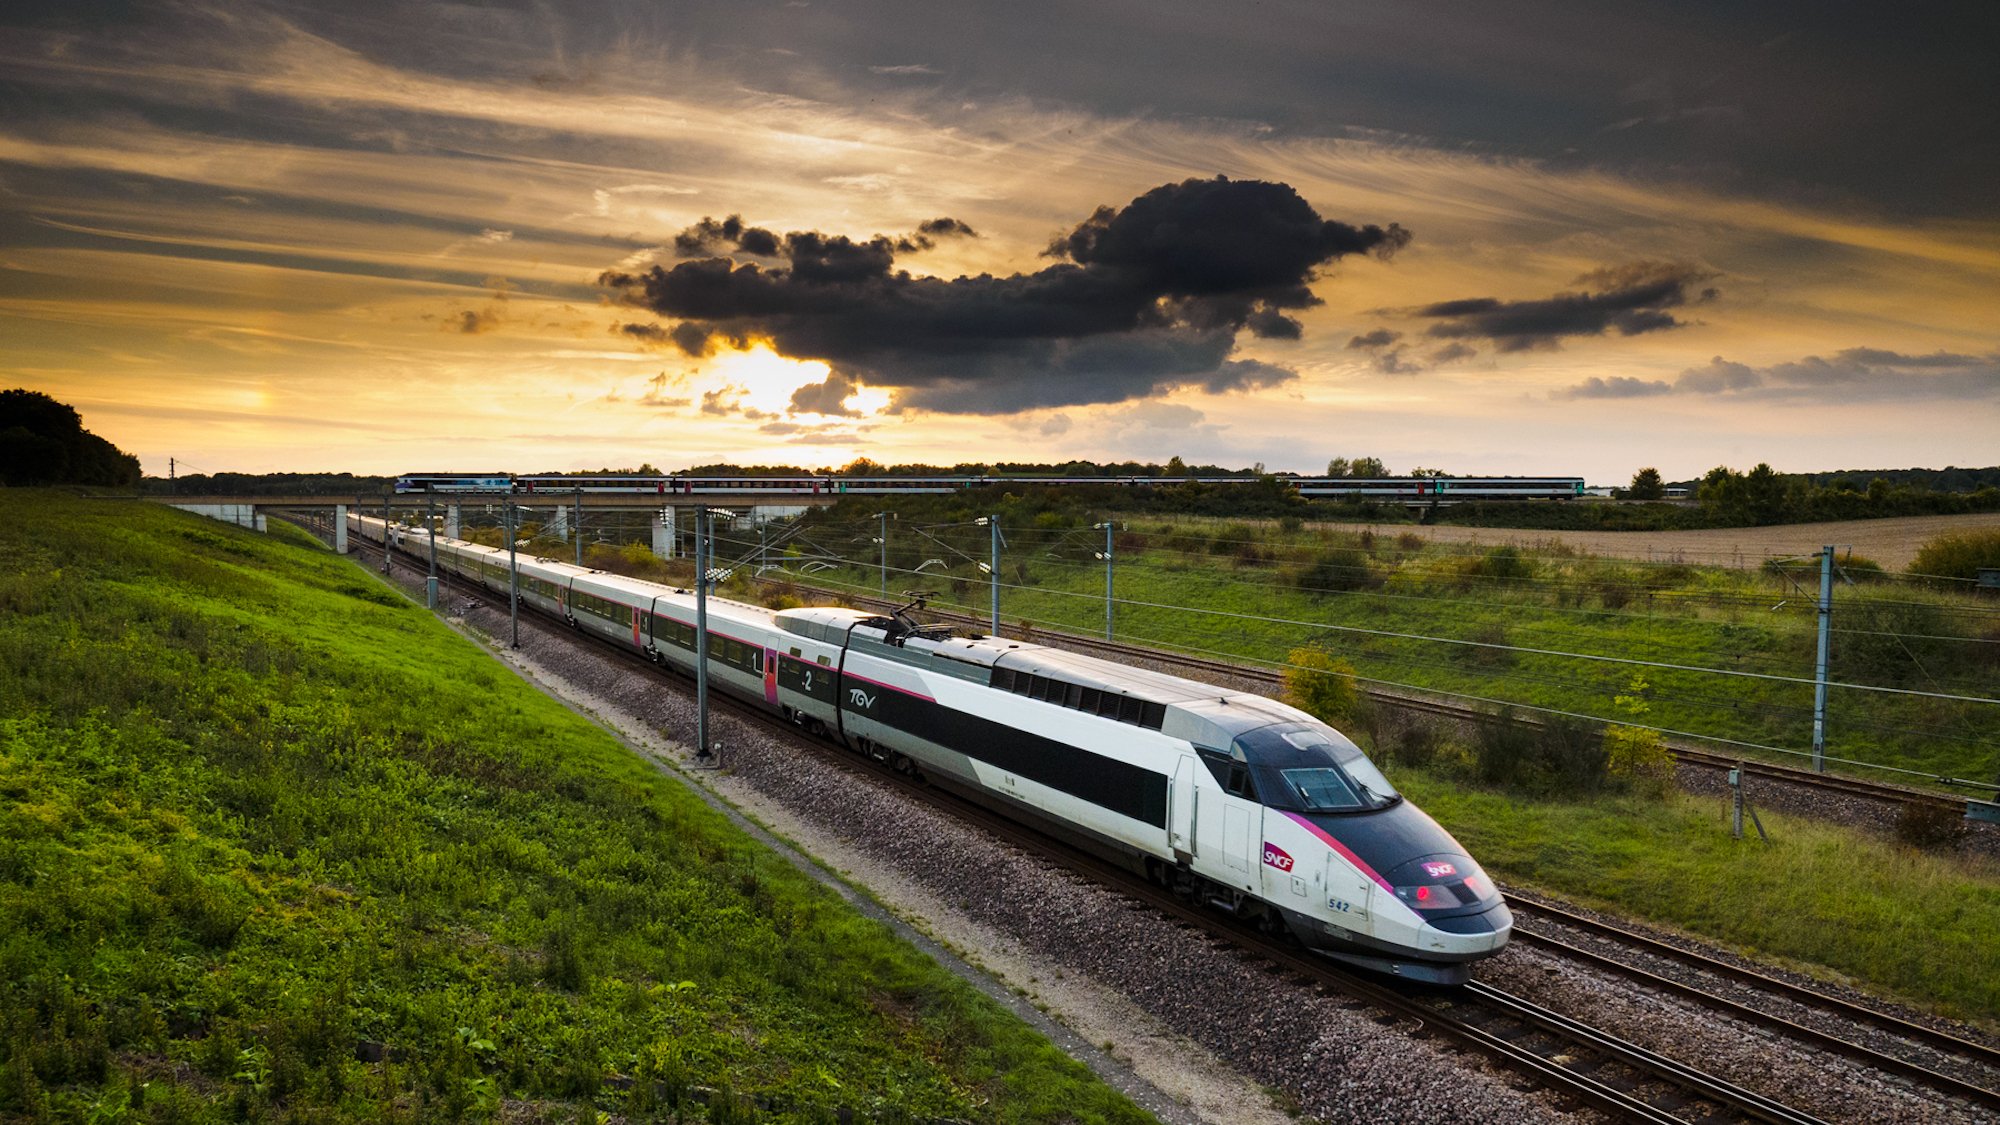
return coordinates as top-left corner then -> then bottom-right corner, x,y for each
1235,723 -> 1400,813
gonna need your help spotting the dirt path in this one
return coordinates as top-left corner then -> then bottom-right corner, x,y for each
1314,511 -> 2000,571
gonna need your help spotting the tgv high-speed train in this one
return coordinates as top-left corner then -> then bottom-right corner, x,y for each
350,514 -> 1511,982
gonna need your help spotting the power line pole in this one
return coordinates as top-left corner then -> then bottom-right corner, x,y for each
381,493 -> 391,574
1094,521 -> 1114,640
979,514 -> 1001,636
874,510 -> 892,594
169,457 -> 176,495
505,494 -> 520,649
425,492 -> 439,610
696,507 -> 710,762
574,488 -> 584,567
1811,544 -> 1834,772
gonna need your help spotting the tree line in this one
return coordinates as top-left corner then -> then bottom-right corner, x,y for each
1,389 -> 141,488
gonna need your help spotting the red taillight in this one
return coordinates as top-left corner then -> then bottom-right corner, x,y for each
1414,886 -> 1432,902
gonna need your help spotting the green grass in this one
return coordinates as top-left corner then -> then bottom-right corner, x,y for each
1396,772 -> 2000,1024
0,492 -> 1154,1124
785,511 -> 2000,787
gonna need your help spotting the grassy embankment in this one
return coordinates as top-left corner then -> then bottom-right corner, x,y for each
0,492 -> 1153,1124
777,512 -> 2000,786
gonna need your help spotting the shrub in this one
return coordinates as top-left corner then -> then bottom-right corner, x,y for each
1453,621 -> 1514,668
1395,532 -> 1425,552
1393,719 -> 1448,770
1278,515 -> 1304,534
1231,540 -> 1275,567
1895,801 -> 1966,851
1605,725 -> 1675,795
1283,648 -> 1362,723
1293,547 -> 1377,593
1535,714 -> 1608,792
1462,544 -> 1534,582
1473,708 -> 1537,786
1911,528 -> 2000,583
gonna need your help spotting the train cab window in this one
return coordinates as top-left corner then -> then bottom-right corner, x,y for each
1226,764 -> 1257,800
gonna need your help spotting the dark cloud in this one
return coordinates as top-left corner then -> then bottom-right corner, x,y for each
789,371 -> 862,416
916,217 -> 978,239
1556,348 -> 2000,403
700,386 -> 777,420
1410,261 -> 1719,352
1675,356 -> 1761,393
450,309 -> 499,334
1556,375 -> 1672,399
1428,342 -> 1478,364
615,321 -> 667,344
1347,328 -> 1402,349
602,176 -> 1408,414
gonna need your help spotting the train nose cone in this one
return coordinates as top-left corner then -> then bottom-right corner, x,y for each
1421,900 -> 1514,953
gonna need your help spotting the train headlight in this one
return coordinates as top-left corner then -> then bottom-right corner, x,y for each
1394,880 -> 1485,910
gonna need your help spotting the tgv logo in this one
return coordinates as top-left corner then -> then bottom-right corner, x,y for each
847,687 -> 876,710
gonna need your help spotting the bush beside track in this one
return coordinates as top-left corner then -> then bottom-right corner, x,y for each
0,492 -> 1153,1124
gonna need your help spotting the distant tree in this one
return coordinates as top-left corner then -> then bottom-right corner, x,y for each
840,457 -> 883,476
0,389 -> 141,488
1164,455 -> 1190,478
1324,457 -> 1351,478
1409,466 -> 1450,477
1349,456 -> 1388,478
1627,467 -> 1666,500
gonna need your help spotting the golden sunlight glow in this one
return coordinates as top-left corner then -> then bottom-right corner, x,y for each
698,343 -> 877,417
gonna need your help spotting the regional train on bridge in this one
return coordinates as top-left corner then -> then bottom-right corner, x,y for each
393,472 -> 1587,502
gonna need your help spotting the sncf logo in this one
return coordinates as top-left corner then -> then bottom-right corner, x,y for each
1422,861 -> 1458,878
847,687 -> 876,710
1262,843 -> 1295,872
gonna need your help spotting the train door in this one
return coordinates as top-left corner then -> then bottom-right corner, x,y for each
1169,756 -> 1196,862
1323,851 -> 1373,926
1222,803 -> 1253,877
1194,748 -> 1258,891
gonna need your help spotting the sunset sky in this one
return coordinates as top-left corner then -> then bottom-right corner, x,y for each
4,1 -> 1996,483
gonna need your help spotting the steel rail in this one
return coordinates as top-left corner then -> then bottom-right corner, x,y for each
1504,884 -> 1992,1080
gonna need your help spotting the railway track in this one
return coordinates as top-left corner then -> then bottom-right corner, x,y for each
804,586 -> 1981,815
1506,894 -> 2000,1114
342,528 -> 1869,1124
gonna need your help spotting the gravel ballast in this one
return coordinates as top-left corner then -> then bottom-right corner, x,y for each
356,543 -> 1990,1124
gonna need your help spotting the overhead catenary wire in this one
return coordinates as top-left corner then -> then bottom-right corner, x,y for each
772,545 -> 2000,707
